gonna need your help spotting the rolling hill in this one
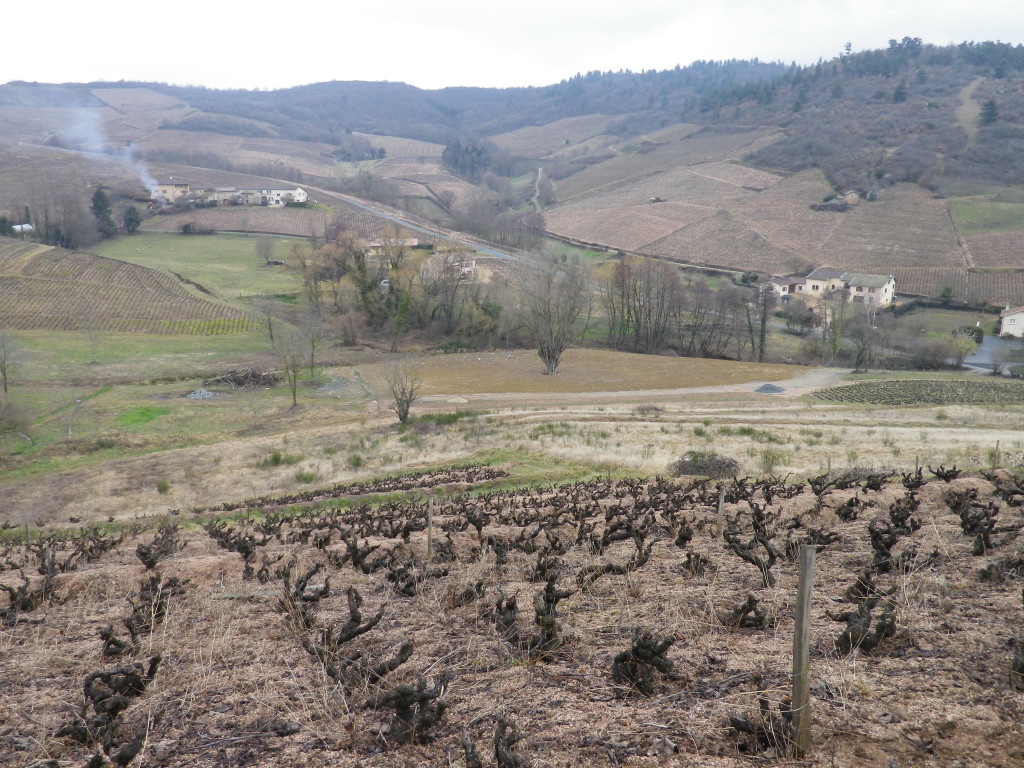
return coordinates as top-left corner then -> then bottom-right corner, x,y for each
0,236 -> 255,334
3,40 -> 1024,302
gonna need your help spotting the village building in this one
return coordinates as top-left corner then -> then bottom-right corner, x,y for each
151,181 -> 191,201
998,305 -> 1024,338
151,183 -> 307,206
769,267 -> 895,306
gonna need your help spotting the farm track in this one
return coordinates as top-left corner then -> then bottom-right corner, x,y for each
417,366 -> 847,405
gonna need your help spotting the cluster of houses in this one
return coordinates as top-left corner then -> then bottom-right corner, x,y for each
769,267 -> 896,306
150,181 -> 308,207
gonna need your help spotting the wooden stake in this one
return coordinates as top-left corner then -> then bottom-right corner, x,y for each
715,483 -> 726,537
791,543 -> 816,757
426,496 -> 435,564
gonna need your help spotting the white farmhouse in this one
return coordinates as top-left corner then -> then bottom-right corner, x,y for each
999,305 -> 1024,338
769,267 -> 895,306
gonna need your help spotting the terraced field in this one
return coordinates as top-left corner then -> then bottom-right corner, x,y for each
644,210 -> 815,275
357,133 -> 444,158
0,239 -> 255,334
491,114 -> 626,157
966,231 -> 1024,267
545,202 -> 713,250
140,130 -> 337,177
143,207 -> 330,238
555,126 -> 777,204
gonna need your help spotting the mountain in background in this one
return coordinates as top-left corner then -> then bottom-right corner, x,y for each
3,38 -> 1024,304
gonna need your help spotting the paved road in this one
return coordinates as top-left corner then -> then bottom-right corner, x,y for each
963,333 -> 1021,373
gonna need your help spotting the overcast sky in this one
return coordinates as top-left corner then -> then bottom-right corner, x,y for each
5,1 -> 1023,91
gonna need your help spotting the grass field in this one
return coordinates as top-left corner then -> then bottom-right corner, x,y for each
950,198 -> 1024,236
90,233 -> 300,299
10,329 -> 273,383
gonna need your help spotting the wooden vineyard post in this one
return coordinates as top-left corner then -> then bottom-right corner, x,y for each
714,483 -> 727,537
426,496 -> 435,564
791,544 -> 816,756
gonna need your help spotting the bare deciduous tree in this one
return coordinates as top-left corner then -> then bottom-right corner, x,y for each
256,234 -> 275,264
522,256 -> 591,375
949,330 -> 977,369
0,330 -> 17,396
275,328 -> 305,408
383,362 -> 422,423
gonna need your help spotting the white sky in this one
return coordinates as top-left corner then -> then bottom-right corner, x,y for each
5,1 -> 1023,91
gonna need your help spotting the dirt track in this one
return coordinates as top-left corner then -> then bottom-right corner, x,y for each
418,366 -> 849,405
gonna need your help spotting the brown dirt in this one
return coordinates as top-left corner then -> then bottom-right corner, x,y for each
358,349 -> 805,399
2,472 -> 1023,767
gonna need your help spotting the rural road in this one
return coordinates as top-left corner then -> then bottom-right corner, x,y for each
421,366 -> 848,406
306,185 -> 531,265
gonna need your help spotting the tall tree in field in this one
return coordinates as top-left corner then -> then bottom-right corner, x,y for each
0,330 -> 17,396
382,361 -> 421,423
603,256 -> 681,354
745,283 -> 776,362
275,328 -> 304,408
90,188 -> 116,240
522,256 -> 591,375
256,234 -> 275,264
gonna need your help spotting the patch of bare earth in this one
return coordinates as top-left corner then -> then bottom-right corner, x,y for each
359,349 -> 801,399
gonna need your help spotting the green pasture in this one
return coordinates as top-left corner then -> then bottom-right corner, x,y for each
8,330 -> 272,383
949,199 -> 1024,236
90,233 -> 300,299
895,307 -> 999,337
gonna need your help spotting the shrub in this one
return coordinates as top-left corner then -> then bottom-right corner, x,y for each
757,447 -> 789,475
346,453 -> 363,469
155,479 -> 170,495
294,470 -> 316,483
666,450 -> 739,479
257,449 -> 303,468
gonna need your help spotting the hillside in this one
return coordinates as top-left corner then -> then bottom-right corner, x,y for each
0,237 -> 254,334
3,40 -> 1024,302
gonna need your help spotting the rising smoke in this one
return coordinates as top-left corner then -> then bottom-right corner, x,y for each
64,108 -> 157,194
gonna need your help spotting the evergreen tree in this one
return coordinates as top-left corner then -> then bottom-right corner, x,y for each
122,206 -> 141,234
892,80 -> 908,103
91,189 -> 116,239
981,99 -> 999,125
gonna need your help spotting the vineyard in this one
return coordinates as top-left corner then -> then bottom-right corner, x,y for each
0,246 -> 255,334
143,208 -> 330,238
491,114 -> 628,158
2,466 -> 1023,767
141,205 -> 433,248
814,378 -> 1024,405
140,131 -> 338,178
554,126 -> 778,206
357,134 -> 444,159
966,231 -> 1024,268
545,203 -> 712,251
644,210 -> 815,276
